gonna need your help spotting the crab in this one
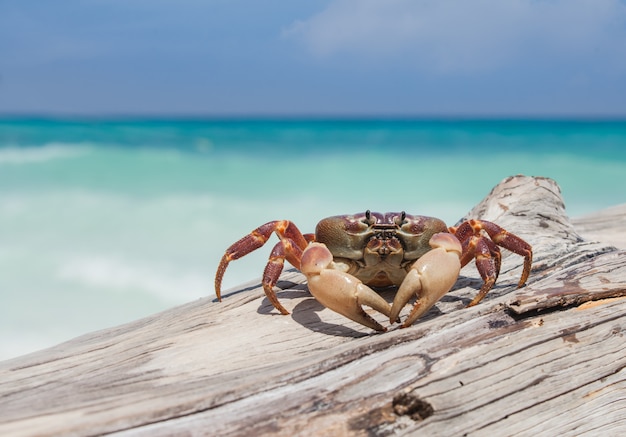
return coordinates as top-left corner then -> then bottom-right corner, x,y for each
215,211 -> 532,331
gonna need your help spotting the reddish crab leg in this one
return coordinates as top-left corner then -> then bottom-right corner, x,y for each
214,220 -> 313,314
463,236 -> 501,307
453,219 -> 533,306
260,240 -> 305,314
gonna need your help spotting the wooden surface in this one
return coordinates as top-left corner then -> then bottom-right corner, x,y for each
1,175 -> 625,436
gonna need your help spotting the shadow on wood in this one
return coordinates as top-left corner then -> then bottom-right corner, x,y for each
1,175 -> 625,436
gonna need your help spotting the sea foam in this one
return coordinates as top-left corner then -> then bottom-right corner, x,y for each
0,143 -> 91,165
58,255 -> 207,303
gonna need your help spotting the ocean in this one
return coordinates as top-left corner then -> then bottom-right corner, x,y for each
1,118 -> 625,360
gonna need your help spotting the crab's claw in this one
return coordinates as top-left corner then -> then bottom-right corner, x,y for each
301,243 -> 392,332
390,233 -> 462,328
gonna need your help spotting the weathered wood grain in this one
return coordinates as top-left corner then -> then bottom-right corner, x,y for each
1,175 -> 624,436
573,203 -> 626,250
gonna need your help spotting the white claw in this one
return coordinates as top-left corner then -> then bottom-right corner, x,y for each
390,233 -> 462,327
301,243 -> 391,331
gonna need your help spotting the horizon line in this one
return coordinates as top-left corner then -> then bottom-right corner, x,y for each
1,112 -> 626,122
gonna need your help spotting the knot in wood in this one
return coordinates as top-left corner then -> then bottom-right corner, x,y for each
392,392 -> 434,421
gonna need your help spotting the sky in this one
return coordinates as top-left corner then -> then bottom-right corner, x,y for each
1,0 -> 626,117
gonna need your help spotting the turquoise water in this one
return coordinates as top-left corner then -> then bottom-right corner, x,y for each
1,118 -> 625,359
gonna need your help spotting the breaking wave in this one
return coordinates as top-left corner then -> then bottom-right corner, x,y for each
0,143 -> 92,165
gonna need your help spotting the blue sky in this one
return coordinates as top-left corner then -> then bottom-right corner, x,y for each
1,0 -> 626,117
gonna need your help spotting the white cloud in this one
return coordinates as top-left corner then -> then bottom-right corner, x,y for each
284,0 -> 626,73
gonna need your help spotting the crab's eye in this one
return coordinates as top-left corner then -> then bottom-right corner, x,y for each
363,210 -> 374,224
394,211 -> 407,225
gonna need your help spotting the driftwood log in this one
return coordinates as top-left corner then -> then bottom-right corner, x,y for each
1,175 -> 625,436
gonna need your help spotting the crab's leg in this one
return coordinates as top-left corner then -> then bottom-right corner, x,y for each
214,220 -> 310,302
389,233 -> 462,328
300,242 -> 392,332
461,236 -> 502,307
260,240 -> 304,315
454,220 -> 532,287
